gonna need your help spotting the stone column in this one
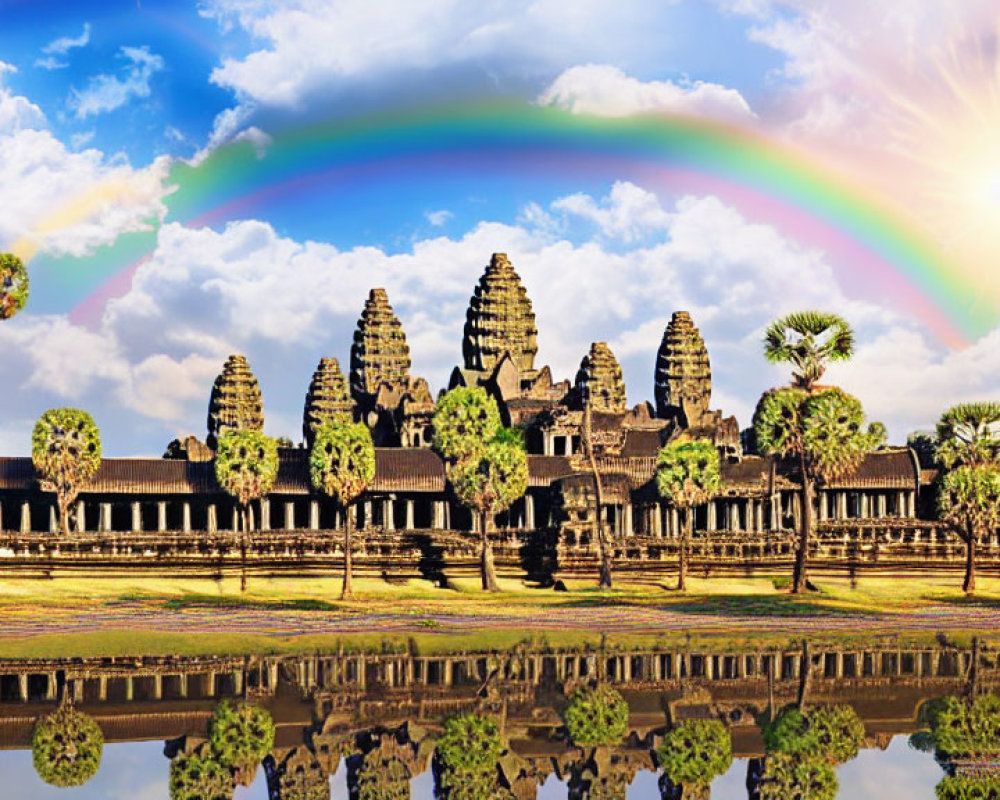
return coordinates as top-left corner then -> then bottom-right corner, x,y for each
707,500 -> 717,531
49,506 -> 58,534
877,493 -> 887,518
207,504 -> 217,534
897,490 -> 906,518
284,502 -> 295,530
384,498 -> 394,530
860,493 -> 870,518
310,500 -> 320,530
259,499 -> 269,531
153,674 -> 163,700
182,502 -> 192,533
819,493 -> 828,521
100,502 -> 112,532
362,501 -> 372,529
623,501 -> 633,536
124,676 -> 134,701
770,495 -> 780,530
837,492 -> 847,520
18,673 -> 28,703
20,502 -> 30,534
230,506 -> 239,531
233,669 -> 244,695
98,676 -> 108,702
668,508 -> 678,538
46,673 -> 57,701
131,502 -> 142,533
525,494 -> 535,530
432,500 -> 444,529
405,499 -> 415,530
907,491 -> 916,518
730,501 -> 740,531
157,501 -> 168,532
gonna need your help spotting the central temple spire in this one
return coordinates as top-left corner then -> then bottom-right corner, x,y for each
462,253 -> 538,374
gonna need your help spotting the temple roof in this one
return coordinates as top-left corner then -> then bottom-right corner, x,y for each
462,253 -> 538,374
349,288 -> 412,401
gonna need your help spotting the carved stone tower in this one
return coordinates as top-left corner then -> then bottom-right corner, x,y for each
206,354 -> 264,450
302,357 -> 353,447
573,342 -> 627,413
349,288 -> 411,403
463,253 -> 538,375
654,311 -> 712,427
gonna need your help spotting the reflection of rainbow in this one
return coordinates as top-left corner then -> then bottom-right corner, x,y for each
65,102 -> 980,345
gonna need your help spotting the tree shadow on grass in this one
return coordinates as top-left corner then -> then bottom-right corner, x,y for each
558,592 -> 881,619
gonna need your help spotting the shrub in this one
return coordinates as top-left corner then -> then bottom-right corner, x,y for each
208,700 -> 275,769
657,718 -> 732,788
563,685 -> 629,747
31,704 -> 103,787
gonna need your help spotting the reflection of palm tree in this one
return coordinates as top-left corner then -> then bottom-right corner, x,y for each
169,743 -> 233,800
922,691 -> 1000,797
31,702 -> 104,788
657,718 -> 732,799
208,699 -> 276,779
265,746 -> 330,800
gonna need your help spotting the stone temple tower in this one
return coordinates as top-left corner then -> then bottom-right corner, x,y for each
462,252 -> 539,376
206,354 -> 264,450
350,288 -> 412,404
573,342 -> 627,413
654,311 -> 712,427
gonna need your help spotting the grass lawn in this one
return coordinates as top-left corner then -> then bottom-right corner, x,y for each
0,570 -> 996,658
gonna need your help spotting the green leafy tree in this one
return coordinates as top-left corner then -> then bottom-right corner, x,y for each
763,704 -> 865,765
931,693 -> 1000,761
170,745 -> 233,800
657,718 -> 732,795
936,774 -> 1000,799
763,310 -> 853,391
432,386 -> 502,461
434,713 -> 506,799
758,753 -> 836,800
450,438 -> 528,592
935,403 -> 1000,594
0,252 -> 29,320
31,408 -> 102,537
32,704 -> 103,787
208,700 -> 275,770
753,386 -> 884,593
563,685 -> 629,747
310,419 -> 376,600
214,429 -> 279,593
656,439 -> 721,591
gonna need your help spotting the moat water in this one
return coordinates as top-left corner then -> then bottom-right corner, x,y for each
0,637 -> 989,798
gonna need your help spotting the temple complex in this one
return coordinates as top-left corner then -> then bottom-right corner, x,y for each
0,251 -> 968,579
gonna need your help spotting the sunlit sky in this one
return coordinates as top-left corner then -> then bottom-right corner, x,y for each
3,1 -> 1000,455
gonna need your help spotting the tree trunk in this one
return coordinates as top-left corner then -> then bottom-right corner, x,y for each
480,508 -> 500,592
797,639 -> 812,709
963,526 -> 977,595
677,507 -> 690,591
240,506 -> 248,593
59,493 -> 71,537
341,504 -> 354,600
792,455 -> 813,594
584,398 -> 613,588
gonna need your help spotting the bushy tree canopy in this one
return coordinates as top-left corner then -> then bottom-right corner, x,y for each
763,310 -> 853,390
309,420 -> 376,507
931,694 -> 1000,761
214,429 -> 279,508
657,718 -> 732,789
936,402 -> 1000,468
170,746 -> 233,800
32,704 -> 103,787
759,753 -> 836,800
450,439 -> 528,517
936,774 -> 1000,800
432,386 -> 502,461
0,252 -> 29,320
434,713 -> 505,798
938,466 -> 1000,542
208,700 -> 275,769
563,685 -> 629,747
763,704 -> 865,765
656,440 -> 721,509
31,408 -> 102,536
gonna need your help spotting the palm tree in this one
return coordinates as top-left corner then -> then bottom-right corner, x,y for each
754,387 -> 884,593
432,386 -> 502,462
656,439 -> 721,591
214,429 -> 279,592
449,437 -> 528,592
31,408 -> 102,537
31,703 -> 104,787
935,402 -> 1000,594
309,419 -> 376,600
0,252 -> 29,320
763,311 -> 853,391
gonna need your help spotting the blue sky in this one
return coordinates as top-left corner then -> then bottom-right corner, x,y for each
2,1 -> 1000,455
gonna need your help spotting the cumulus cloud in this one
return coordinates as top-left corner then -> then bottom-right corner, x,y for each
35,22 -> 91,69
3,180 -> 978,454
69,45 -> 164,119
0,72 -> 173,258
538,64 -> 755,122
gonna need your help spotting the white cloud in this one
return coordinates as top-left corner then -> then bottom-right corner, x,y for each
551,181 -> 673,241
538,64 -> 756,122
0,76 -> 173,258
35,22 -> 91,69
426,209 -> 453,227
69,45 -> 164,119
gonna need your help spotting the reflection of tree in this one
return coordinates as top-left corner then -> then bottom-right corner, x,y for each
563,685 -> 629,747
31,703 -> 104,787
921,693 -> 1000,799
169,743 -> 233,800
657,719 -> 732,798
265,746 -> 330,800
564,747 -> 645,800
353,733 -> 420,800
433,713 -> 513,799
758,753 -> 835,800
208,699 -> 276,771
755,703 -> 864,800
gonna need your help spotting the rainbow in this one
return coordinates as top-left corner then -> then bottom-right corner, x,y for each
65,101 -> 981,345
